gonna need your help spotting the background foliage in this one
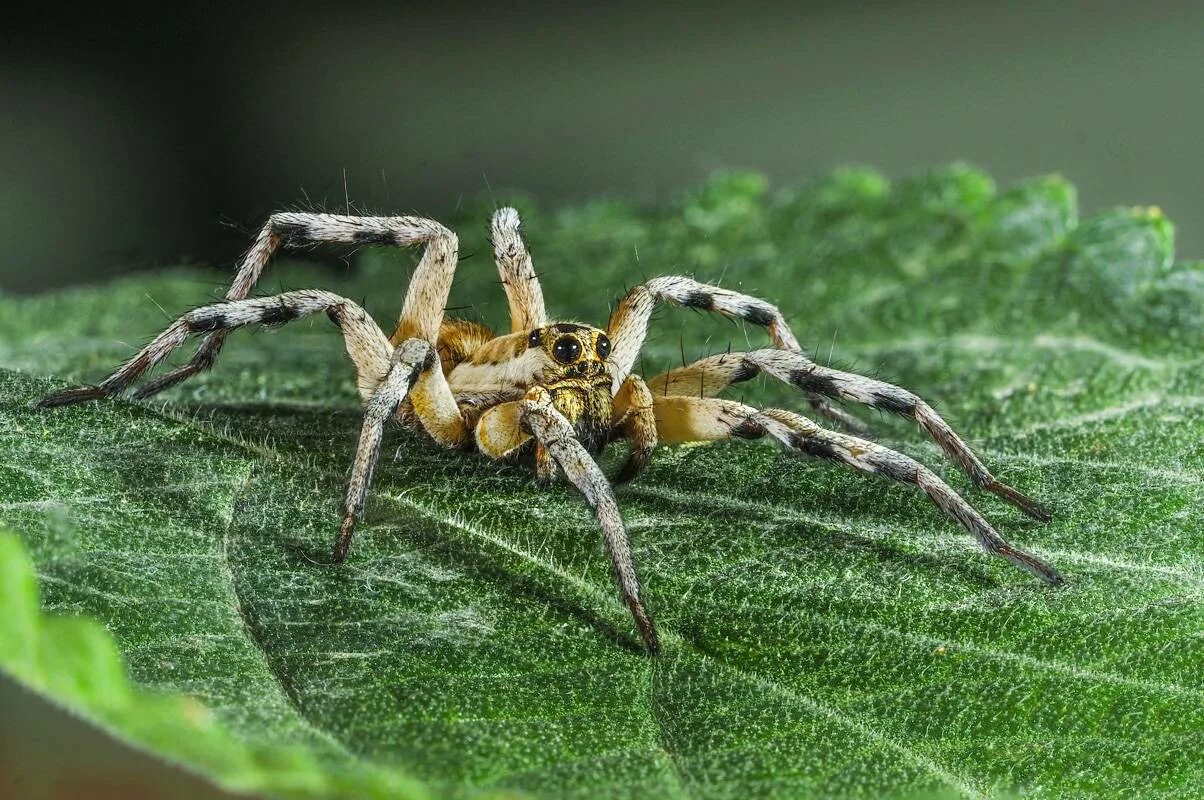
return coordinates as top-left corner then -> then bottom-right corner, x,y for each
1,167 -> 1201,798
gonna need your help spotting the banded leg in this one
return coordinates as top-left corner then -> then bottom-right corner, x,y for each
652,349 -> 1049,520
476,391 -> 660,653
93,213 -> 454,401
334,338 -> 436,563
653,395 -> 1063,585
610,375 -> 657,484
39,290 -> 392,407
605,275 -> 865,432
491,207 -> 547,332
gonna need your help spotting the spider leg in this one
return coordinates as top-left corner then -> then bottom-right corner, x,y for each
611,276 -> 1046,519
606,275 -> 866,433
38,291 -> 392,407
334,338 -> 436,563
110,213 -> 456,400
491,208 -> 547,332
654,395 -> 1063,585
646,350 -> 864,431
402,349 -> 472,448
532,444 -> 557,486
475,391 -> 660,653
610,374 -> 657,484
655,349 -> 1049,520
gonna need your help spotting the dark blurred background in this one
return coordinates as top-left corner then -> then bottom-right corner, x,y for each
2,2 -> 1201,797
1,1 -> 1201,295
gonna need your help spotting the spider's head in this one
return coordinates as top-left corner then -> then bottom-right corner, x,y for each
527,323 -> 612,385
527,322 -> 614,449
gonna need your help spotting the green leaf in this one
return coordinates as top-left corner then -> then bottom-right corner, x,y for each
1,165 -> 1202,799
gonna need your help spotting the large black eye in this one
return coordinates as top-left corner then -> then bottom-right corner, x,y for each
552,336 -> 581,364
595,334 -> 611,360
528,329 -> 542,348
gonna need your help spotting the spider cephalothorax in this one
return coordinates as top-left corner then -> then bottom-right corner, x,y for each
38,206 -> 1063,654
523,323 -> 614,451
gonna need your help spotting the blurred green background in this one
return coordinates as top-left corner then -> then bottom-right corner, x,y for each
1,1 -> 1201,798
1,1 -> 1201,295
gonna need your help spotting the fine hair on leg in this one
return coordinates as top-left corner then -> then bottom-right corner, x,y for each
651,395 -> 1063,585
333,338 -> 436,563
491,207 -> 547,333
630,289 -> 1049,519
518,391 -> 660,653
47,213 -> 459,403
39,290 -> 392,407
606,274 -> 867,431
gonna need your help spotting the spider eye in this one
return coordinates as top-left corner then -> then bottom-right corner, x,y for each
595,334 -> 611,360
552,336 -> 581,364
528,329 -> 542,348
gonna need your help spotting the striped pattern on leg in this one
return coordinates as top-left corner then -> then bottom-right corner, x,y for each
519,390 -> 660,654
652,395 -> 1063,586
607,275 -> 799,384
38,290 -> 392,407
761,349 -> 1047,520
605,275 -> 865,431
647,348 -> 1048,520
333,339 -> 434,563
132,213 -> 456,399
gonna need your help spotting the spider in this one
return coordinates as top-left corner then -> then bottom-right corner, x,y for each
38,208 -> 1063,653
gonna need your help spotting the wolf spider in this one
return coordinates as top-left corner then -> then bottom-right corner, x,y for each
38,208 -> 1062,653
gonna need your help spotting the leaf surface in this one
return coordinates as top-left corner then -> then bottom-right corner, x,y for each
1,166 -> 1202,799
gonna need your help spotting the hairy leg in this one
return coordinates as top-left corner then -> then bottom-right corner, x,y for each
477,391 -> 660,653
606,275 -> 866,432
133,213 -> 456,400
39,290 -> 392,406
491,207 -> 547,332
651,349 -> 1048,520
405,354 -> 471,447
334,339 -> 436,562
33,291 -> 455,566
653,395 -> 1063,585
610,375 -> 657,484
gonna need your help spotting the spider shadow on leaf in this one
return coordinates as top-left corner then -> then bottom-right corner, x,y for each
257,418 -> 651,657
278,524 -> 647,657
623,468 -> 1006,596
